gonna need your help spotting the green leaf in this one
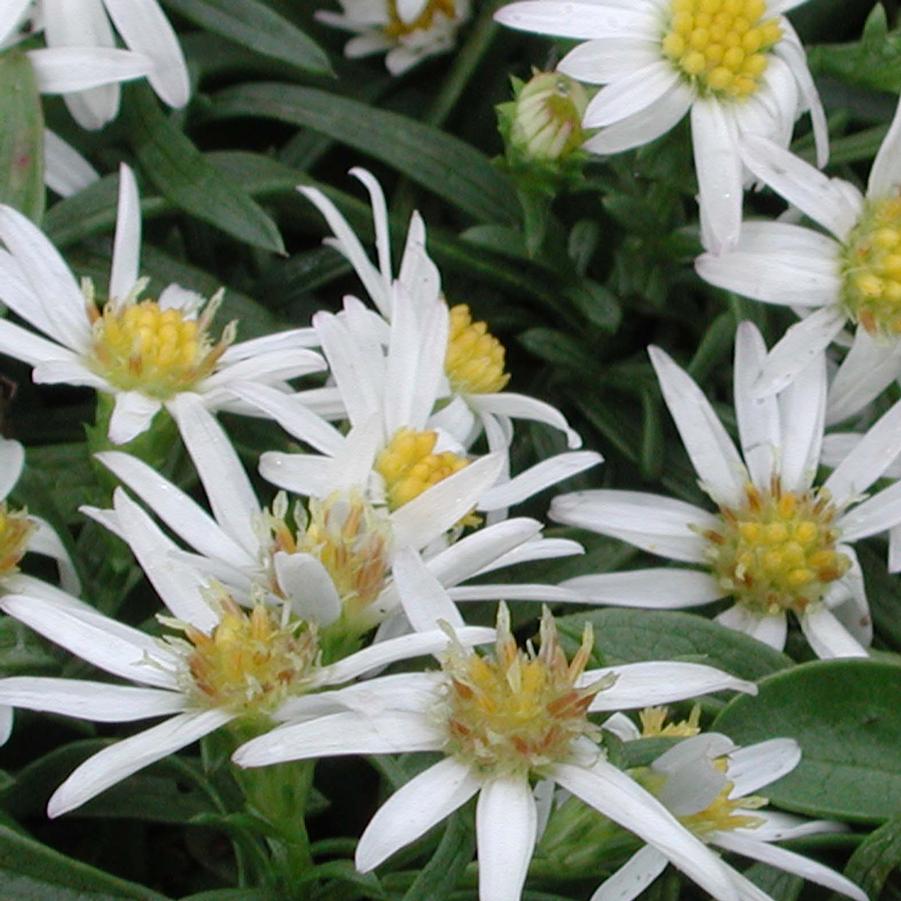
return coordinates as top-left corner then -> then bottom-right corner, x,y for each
0,617 -> 58,677
714,659 -> 901,823
742,863 -> 803,901
564,280 -> 622,333
842,814 -> 901,900
0,50 -> 44,222
162,0 -> 332,75
856,544 -> 901,651
0,823 -> 167,899
124,85 -> 284,253
206,83 -> 520,224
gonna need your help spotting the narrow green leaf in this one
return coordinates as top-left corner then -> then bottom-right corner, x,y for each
162,0 -> 332,75
742,864 -> 803,901
0,50 -> 44,222
124,84 -> 285,253
556,609 -> 793,679
206,83 -> 520,224
714,659 -> 901,823
842,814 -> 901,900
0,617 -> 58,677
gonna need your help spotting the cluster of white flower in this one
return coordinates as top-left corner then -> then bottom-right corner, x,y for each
0,2 -> 893,899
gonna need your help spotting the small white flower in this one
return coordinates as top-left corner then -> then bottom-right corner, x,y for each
552,321 -> 901,659
592,733 -> 866,901
86,395 -> 586,636
494,0 -> 827,253
0,164 -> 325,445
697,95 -> 901,422
0,492 -> 494,817
316,0 -> 471,75
234,565 -> 757,901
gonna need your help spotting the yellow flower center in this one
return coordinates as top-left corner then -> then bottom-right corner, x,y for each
89,294 -> 233,400
0,503 -> 34,577
439,605 -> 611,774
178,596 -> 318,715
841,195 -> 901,337
639,705 -> 702,738
704,481 -> 850,616
445,304 -> 510,395
267,492 -> 392,625
661,0 -> 782,98
385,0 -> 456,37
679,761 -> 767,837
375,427 -> 472,510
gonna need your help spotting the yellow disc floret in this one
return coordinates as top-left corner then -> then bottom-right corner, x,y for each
438,604 -> 613,774
175,593 -> 318,716
661,0 -> 783,99
446,304 -> 510,395
841,196 -> 901,337
385,0 -> 456,37
679,759 -> 767,837
376,428 -> 471,510
265,491 -> 392,625
89,288 -> 234,400
0,503 -> 34,577
704,480 -> 850,616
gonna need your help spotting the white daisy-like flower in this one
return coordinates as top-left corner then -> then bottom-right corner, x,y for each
87,393 -> 585,637
0,487 -> 495,817
697,95 -> 901,420
591,732 -> 866,901
234,558 -> 757,901
316,0 -> 471,75
296,170 -> 584,455
494,0 -> 827,253
3,0 -> 189,130
551,321 -> 901,659
0,164 -> 325,445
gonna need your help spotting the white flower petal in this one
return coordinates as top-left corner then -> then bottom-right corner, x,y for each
108,163 -> 141,301
478,451 -> 602,511
585,61 -> 681,129
715,604 -> 788,650
650,346 -> 746,507
392,547 -> 464,632
33,356 -> 111,389
48,709 -> 232,818
800,606 -> 868,659
26,516 -> 80,594
356,757 -> 481,871
726,738 -> 800,796
827,328 -> 901,425
107,391 -> 162,444
868,96 -> 901,197
43,129 -> 99,197
27,46 -> 152,94
468,392 -> 581,448
586,661 -> 756,711
551,760 -> 737,901
838,479 -> 901,543
563,568 -> 723,608
259,451 -> 336,497
273,551 -> 342,627
494,3 -> 659,41
558,37 -> 661,84
590,845 -> 669,901
476,775 -> 537,901
734,809 -> 845,842
0,438 -> 24,500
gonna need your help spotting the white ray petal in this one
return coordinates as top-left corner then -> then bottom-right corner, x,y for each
0,438 -> 24,500
494,3 -> 659,41
478,451 -> 602,511
827,328 -> 901,425
108,391 -> 161,445
716,604 -> 788,650
776,349 -> 826,493
558,36 -> 661,84
868,96 -> 901,197
563,568 -> 724,607
273,552 -> 342,627
28,46 -> 152,94
800,606 -> 868,659
467,392 -> 582,448
43,129 -> 99,197
726,738 -> 800,797
590,845 -> 669,901
584,61 -> 681,128
392,547 -> 463,632
838,479 -> 901,542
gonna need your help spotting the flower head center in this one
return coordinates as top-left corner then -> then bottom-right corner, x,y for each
0,503 -> 34,577
266,492 -> 392,623
661,0 -> 782,98
375,428 -> 471,511
385,0 -> 456,37
705,481 -> 849,616
176,595 -> 318,715
89,292 -> 233,400
439,605 -> 609,774
841,195 -> 901,337
446,304 -> 510,395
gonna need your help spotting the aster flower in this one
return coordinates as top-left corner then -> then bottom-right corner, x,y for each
88,393 -> 584,637
234,558 -> 757,901
0,164 -> 325,444
551,321 -> 901,658
494,0 -> 827,253
3,0 -> 188,130
0,487 -> 495,817
592,733 -> 865,901
697,95 -> 901,420
316,0 -> 471,75
296,170 -> 585,454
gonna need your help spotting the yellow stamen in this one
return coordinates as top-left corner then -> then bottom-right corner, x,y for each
661,0 -> 782,99
680,761 -> 768,836
385,0 -> 456,37
0,503 -> 34,577
445,304 -> 510,395
639,705 -> 702,738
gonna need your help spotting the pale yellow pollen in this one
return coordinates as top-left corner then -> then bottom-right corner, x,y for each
639,705 -> 702,738
680,760 -> 767,837
89,295 -> 233,400
841,196 -> 901,337
385,0 -> 456,37
0,503 -> 34,577
180,596 -> 317,715
375,428 -> 477,523
445,304 -> 510,395
661,0 -> 782,98
439,605 -> 612,774
704,479 -> 850,616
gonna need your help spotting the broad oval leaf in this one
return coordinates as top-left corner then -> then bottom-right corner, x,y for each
714,658 -> 901,823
